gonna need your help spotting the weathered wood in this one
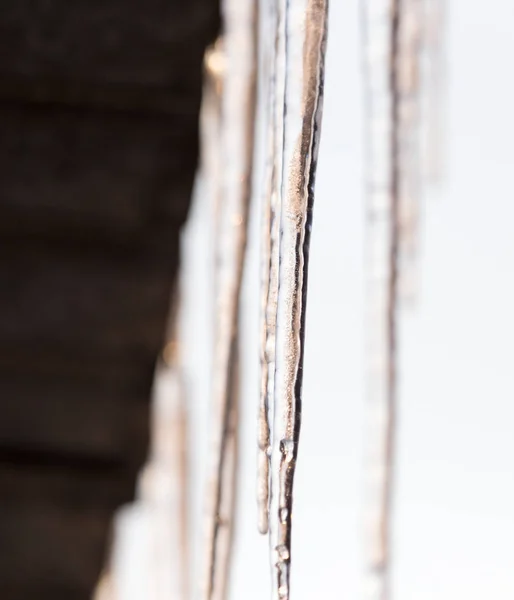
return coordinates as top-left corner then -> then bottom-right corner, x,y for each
0,108 -> 196,240
0,507 -> 111,599
0,242 -> 180,356
0,464 -> 139,510
0,379 -> 150,461
0,0 -> 215,90
0,0 -> 219,597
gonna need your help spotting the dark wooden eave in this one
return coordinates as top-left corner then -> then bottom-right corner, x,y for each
0,2 -> 219,598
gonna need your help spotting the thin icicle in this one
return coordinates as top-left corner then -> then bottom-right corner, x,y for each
362,1 -> 445,596
203,38 -> 225,240
137,286 -> 190,600
422,0 -> 445,185
396,0 -> 423,303
257,0 -> 285,536
393,0 -> 446,303
200,1 -> 258,599
395,0 -> 445,302
136,370 -> 189,600
207,338 -> 240,600
362,0 -> 400,598
93,571 -> 116,600
257,0 -> 273,536
269,1 -> 328,599
96,286 -> 189,600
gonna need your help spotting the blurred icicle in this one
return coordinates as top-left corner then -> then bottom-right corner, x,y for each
268,1 -> 328,599
362,0 -> 400,598
200,1 -> 258,599
362,0 -> 444,598
422,0 -> 445,185
136,286 -> 190,600
104,285 -> 190,600
204,339 -> 240,600
396,0 -> 423,303
202,39 -> 225,238
257,0 -> 284,536
133,370 -> 188,600
393,0 -> 446,302
93,571 -> 116,600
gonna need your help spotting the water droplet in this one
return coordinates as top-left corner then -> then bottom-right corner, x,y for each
276,544 -> 290,562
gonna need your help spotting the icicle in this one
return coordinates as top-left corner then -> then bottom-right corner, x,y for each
395,0 -> 446,302
94,282 -> 189,600
362,0 -> 401,598
203,38 -> 225,239
394,0 -> 446,303
257,0 -> 285,536
396,0 -> 423,303
362,0 -> 445,596
93,571 -> 116,600
136,286 -> 190,600
422,0 -> 445,186
206,339 -> 240,600
200,1 -> 258,599
268,1 -> 328,599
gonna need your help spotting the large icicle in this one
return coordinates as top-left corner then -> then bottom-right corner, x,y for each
200,1 -> 258,599
257,0 -> 286,536
268,1 -> 328,599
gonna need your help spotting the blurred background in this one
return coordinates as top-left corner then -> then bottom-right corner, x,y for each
2,1 -> 514,599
